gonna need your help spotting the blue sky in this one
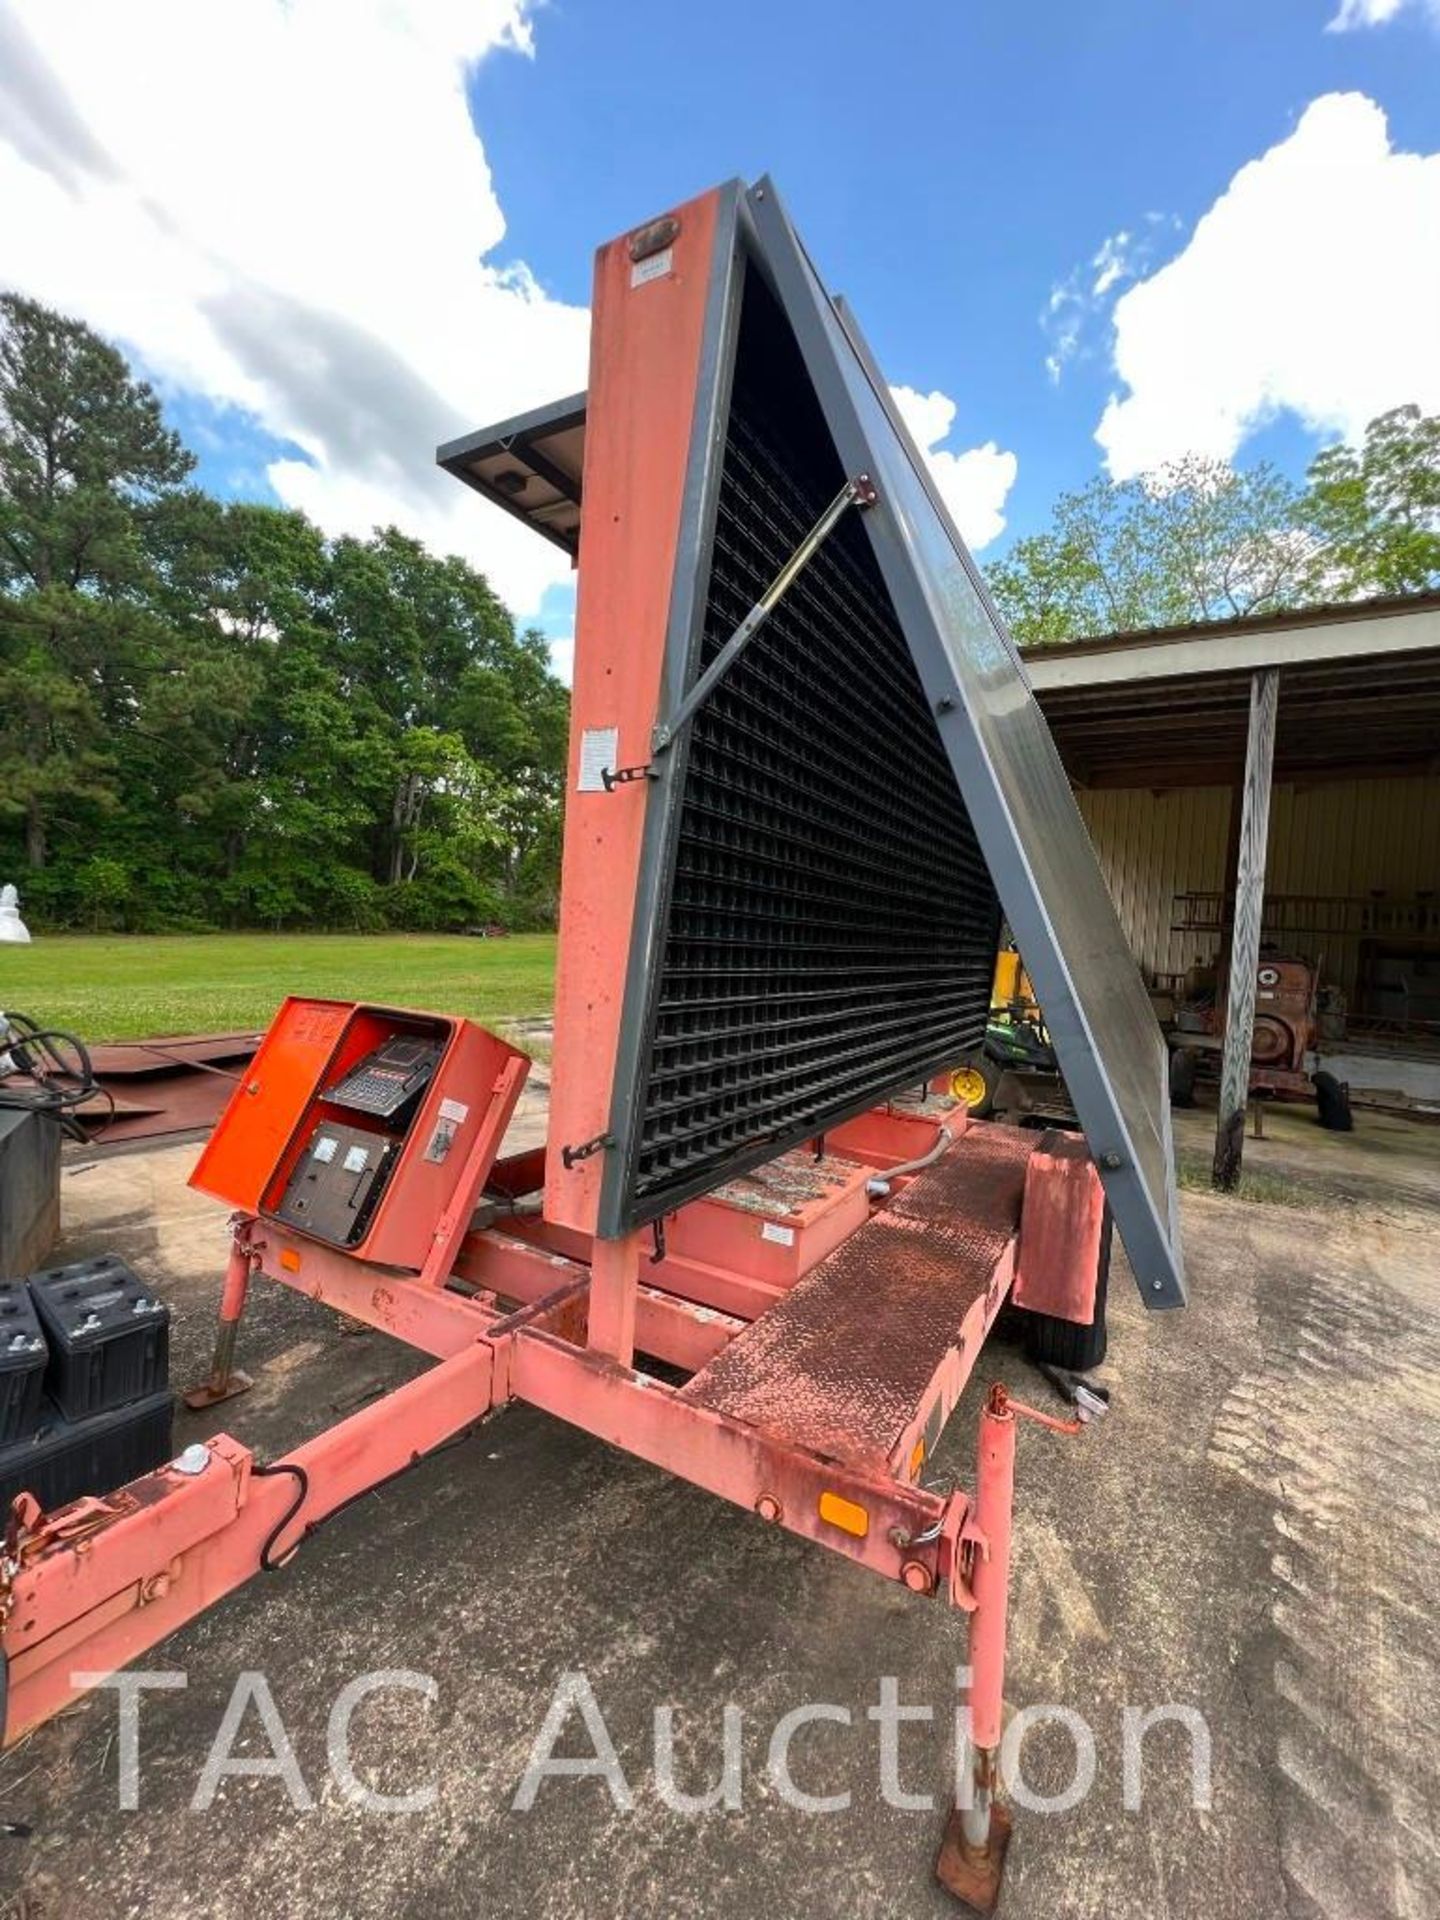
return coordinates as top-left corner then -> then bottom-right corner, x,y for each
472,0 -> 1440,545
3,0 -> 1438,676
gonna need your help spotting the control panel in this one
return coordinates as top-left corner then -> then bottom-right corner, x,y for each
326,1037 -> 441,1120
190,999 -> 530,1271
273,1120 -> 399,1246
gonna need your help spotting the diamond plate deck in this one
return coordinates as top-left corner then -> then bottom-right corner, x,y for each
678,1123 -> 1039,1469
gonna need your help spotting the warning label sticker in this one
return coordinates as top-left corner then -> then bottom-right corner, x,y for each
577,726 -> 619,793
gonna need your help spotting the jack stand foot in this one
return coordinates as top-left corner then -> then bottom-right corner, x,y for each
936,1802 -> 1013,1914
183,1369 -> 253,1411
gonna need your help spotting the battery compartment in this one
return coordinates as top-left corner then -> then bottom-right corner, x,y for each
259,1008 -> 452,1250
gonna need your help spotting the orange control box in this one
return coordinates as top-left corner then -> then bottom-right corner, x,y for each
190,998 -> 528,1272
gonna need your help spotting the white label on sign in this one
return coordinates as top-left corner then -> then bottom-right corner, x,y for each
439,1097 -> 469,1124
578,726 -> 619,793
630,247 -> 673,288
313,1134 -> 338,1164
761,1221 -> 796,1247
342,1144 -> 370,1174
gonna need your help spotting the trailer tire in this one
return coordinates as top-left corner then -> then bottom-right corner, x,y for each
1022,1210 -> 1111,1371
1313,1069 -> 1353,1133
1169,1048 -> 1198,1108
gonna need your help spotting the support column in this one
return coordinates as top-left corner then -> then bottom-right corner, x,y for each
183,1219 -> 256,1409
1212,670 -> 1279,1192
937,1384 -> 1017,1912
1218,771 -> 1244,976
587,1230 -> 642,1366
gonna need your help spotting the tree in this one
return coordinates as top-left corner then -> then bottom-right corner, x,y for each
0,295 -> 193,867
0,292 -> 569,929
987,456 -> 1311,646
1302,405 -> 1440,599
0,293 -> 191,593
326,529 -> 566,894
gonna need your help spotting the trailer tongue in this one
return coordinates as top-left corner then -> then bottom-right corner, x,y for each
1,177 -> 1184,1912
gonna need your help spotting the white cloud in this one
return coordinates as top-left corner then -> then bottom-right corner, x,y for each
1097,93 -> 1440,479
1091,231 -> 1133,298
1041,217 -> 1178,384
889,385 -> 1018,551
1036,272 -> 1090,384
1327,0 -> 1439,30
0,0 -> 590,620
545,634 -> 576,686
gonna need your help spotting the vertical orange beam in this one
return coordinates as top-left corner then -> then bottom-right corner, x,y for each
587,1230 -> 643,1366
544,187 -> 724,1238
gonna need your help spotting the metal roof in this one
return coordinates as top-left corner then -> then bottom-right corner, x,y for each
1022,589 -> 1440,671
1025,598 -> 1440,788
1036,651 -> 1440,787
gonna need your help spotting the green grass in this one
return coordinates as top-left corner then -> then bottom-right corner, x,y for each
0,933 -> 556,1043
1175,1150 -> 1331,1209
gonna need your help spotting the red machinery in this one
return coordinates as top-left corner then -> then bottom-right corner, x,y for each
0,179 -> 1187,1913
1168,952 -> 1353,1127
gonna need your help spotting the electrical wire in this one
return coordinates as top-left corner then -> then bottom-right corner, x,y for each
252,1421 -> 484,1574
865,1119 -> 956,1197
253,1461 -> 310,1572
0,1011 -> 112,1142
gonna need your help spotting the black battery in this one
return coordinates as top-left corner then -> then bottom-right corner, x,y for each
28,1255 -> 170,1421
272,1120 -> 398,1247
0,1389 -> 174,1515
0,1279 -> 48,1444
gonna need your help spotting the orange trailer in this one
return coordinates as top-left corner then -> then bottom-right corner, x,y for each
0,177 -> 1185,1913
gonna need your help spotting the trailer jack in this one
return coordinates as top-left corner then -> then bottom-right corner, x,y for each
937,1385 -> 1084,1912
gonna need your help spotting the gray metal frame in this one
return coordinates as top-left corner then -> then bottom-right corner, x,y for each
745,178 -> 1184,1308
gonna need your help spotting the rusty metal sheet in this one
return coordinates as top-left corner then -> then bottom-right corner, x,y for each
679,1125 -> 1037,1469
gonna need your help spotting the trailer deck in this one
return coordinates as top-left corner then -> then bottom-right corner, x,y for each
680,1123 -> 1037,1471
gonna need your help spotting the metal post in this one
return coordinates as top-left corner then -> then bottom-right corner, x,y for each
587,1230 -> 642,1367
183,1220 -> 256,1409
937,1383 -> 1016,1912
1212,670 -> 1279,1192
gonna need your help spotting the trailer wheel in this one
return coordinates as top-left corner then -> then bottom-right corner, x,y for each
949,1054 -> 1000,1119
1169,1047 -> 1198,1108
1022,1210 -> 1111,1371
1313,1069 -> 1353,1133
